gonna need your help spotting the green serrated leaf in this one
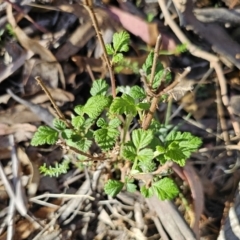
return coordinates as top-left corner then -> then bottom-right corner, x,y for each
153,178 -> 179,200
122,143 -> 137,161
156,145 -> 165,154
61,129 -> 75,140
132,129 -> 153,150
112,53 -> 124,64
142,51 -> 154,75
126,183 -> 137,193
104,179 -> 124,197
117,86 -> 131,95
82,118 -> 95,129
74,105 -> 84,115
138,156 -> 156,173
31,126 -> 58,146
66,138 -> 92,152
140,185 -> 154,198
90,79 -> 109,96
94,128 -> 119,150
165,142 -> 186,166
136,102 -> 150,111
109,94 -> 137,116
109,118 -> 121,128
137,148 -> 154,162
152,69 -> 171,89
96,118 -> 107,128
105,44 -> 115,55
71,116 -> 85,129
53,119 -> 66,131
164,131 -> 202,166
113,31 -> 130,53
83,95 -> 111,119
129,86 -> 146,100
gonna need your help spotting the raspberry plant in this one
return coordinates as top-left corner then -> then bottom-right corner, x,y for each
31,31 -> 202,201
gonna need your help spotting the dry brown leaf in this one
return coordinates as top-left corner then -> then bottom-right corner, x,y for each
17,147 -> 40,197
55,22 -> 95,61
6,4 -> 65,88
0,123 -> 36,136
108,6 -> 177,49
0,105 -> 41,125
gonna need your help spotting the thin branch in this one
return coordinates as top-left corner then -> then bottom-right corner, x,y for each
215,78 -> 230,145
35,76 -> 72,129
149,35 -> 162,86
142,67 -> 191,130
82,0 -> 116,98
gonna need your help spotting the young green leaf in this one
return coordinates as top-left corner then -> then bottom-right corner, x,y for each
162,131 -> 202,166
94,128 -> 119,150
74,105 -> 84,115
96,118 -> 107,128
90,79 -> 109,96
31,126 -> 58,146
129,85 -> 146,100
140,185 -> 154,198
53,119 -> 66,131
83,95 -> 111,119
71,116 -> 85,129
142,51 -> 154,75
61,129 -> 75,140
152,177 -> 179,200
105,44 -> 115,55
152,68 -> 171,89
137,148 -> 154,162
112,53 -> 124,64
122,143 -> 137,161
138,155 -> 156,173
82,118 -> 95,129
104,179 -> 124,197
136,102 -> 150,111
39,160 -> 69,177
109,94 -> 137,116
113,31 -> 130,53
126,182 -> 137,193
132,129 -> 153,150
108,118 -> 121,128
66,138 -> 92,152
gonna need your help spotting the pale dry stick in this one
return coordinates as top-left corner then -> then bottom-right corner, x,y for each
82,0 -> 116,98
30,193 -> 95,201
149,35 -> 162,86
199,145 -> 240,152
6,198 -> 15,240
212,62 -> 240,136
215,78 -> 230,145
158,0 -> 240,137
32,212 -> 61,240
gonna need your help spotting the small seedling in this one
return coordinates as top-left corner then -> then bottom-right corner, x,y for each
31,30 -> 202,201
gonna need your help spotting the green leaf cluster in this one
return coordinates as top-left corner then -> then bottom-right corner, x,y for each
122,129 -> 155,173
156,131 -> 202,166
141,177 -> 179,200
142,51 -> 171,89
